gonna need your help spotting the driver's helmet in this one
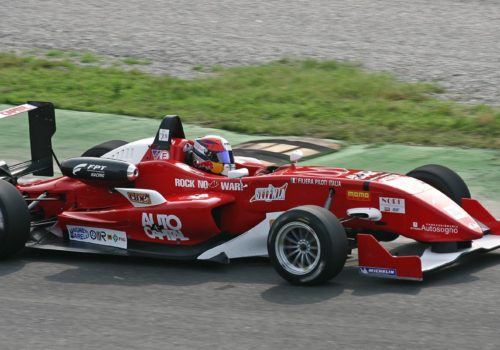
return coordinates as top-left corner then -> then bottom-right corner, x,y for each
192,135 -> 235,176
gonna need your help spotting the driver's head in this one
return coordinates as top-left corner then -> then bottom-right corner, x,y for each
192,135 -> 235,176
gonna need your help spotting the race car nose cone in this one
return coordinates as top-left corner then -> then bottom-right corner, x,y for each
127,164 -> 139,181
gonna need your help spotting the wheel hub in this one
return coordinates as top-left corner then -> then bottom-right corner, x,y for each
275,222 -> 321,275
299,240 -> 309,251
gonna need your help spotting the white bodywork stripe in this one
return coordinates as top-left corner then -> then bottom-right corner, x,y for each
197,211 -> 283,260
102,137 -> 154,164
0,104 -> 37,119
421,234 -> 500,271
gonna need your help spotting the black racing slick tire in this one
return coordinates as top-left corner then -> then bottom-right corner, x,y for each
0,180 -> 30,257
268,205 -> 348,286
81,140 -> 128,158
406,164 -> 471,205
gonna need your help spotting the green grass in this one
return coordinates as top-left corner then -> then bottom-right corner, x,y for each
80,52 -> 100,64
46,49 -> 66,58
0,53 -> 499,148
122,57 -> 152,65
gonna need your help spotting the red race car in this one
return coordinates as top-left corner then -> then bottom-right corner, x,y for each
1,102 -> 499,285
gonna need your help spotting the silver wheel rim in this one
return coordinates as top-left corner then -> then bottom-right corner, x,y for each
275,222 -> 321,275
0,208 -> 4,232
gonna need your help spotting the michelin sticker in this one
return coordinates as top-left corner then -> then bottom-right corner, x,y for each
359,266 -> 396,277
67,225 -> 127,249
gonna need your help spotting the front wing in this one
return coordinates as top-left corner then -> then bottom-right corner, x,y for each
358,198 -> 500,280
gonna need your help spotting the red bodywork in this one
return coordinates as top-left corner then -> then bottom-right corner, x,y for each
4,103 -> 499,282
18,140 -> 488,249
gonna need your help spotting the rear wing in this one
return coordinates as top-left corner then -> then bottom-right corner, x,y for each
0,101 -> 56,180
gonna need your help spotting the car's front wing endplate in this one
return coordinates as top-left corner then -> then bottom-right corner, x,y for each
358,198 -> 500,281
358,233 -> 500,281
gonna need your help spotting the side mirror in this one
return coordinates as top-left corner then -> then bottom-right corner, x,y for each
346,207 -> 382,221
289,150 -> 303,163
228,168 -> 249,179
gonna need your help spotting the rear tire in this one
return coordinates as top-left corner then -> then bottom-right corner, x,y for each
406,164 -> 470,205
81,140 -> 128,157
0,180 -> 30,257
268,205 -> 348,285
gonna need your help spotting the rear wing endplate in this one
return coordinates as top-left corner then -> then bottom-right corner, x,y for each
0,101 -> 56,179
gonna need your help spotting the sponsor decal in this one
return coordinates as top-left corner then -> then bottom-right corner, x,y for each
411,222 -> 459,235
152,149 -> 169,160
142,213 -> 189,241
220,181 -> 244,191
72,163 -> 107,178
68,226 -> 89,240
290,177 -> 341,187
0,104 -> 37,119
73,163 -> 87,175
200,180 -> 219,189
379,197 -> 406,214
67,225 -> 127,249
443,205 -> 468,220
346,171 -> 381,180
127,192 -> 152,205
174,178 -> 219,190
158,128 -> 170,142
346,190 -> 370,201
359,266 -> 396,276
250,183 -> 288,203
175,178 -> 196,188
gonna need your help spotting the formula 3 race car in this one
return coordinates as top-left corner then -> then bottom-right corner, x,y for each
0,102 -> 499,285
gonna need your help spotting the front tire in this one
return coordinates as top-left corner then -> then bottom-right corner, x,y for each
0,180 -> 30,257
268,205 -> 348,285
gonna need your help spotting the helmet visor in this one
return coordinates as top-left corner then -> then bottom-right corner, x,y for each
207,150 -> 234,164
216,150 -> 234,164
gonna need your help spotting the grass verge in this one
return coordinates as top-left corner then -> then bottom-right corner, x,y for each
0,52 -> 499,148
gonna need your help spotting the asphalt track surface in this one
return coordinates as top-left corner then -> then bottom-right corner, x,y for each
0,122 -> 499,350
1,1 -> 500,349
1,0 -> 500,104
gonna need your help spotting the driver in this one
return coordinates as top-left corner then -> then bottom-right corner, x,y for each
189,135 -> 236,176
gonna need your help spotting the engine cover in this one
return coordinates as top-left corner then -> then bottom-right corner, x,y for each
60,157 -> 138,182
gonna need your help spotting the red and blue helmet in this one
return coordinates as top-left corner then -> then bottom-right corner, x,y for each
192,135 -> 235,176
